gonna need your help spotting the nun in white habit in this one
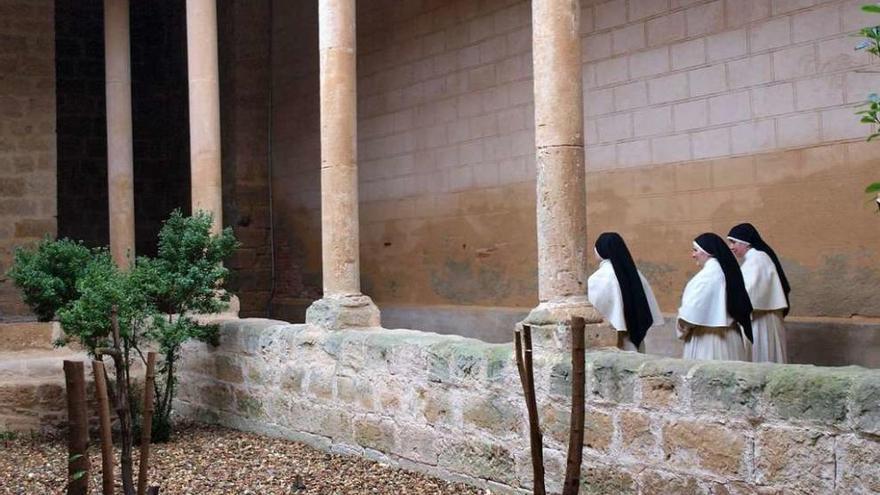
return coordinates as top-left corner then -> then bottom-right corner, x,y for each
588,232 -> 664,352
727,223 -> 790,363
677,233 -> 753,361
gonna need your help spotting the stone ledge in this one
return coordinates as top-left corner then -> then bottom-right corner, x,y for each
174,318 -> 880,493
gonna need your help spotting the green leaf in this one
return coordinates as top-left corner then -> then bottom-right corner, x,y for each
72,470 -> 86,480
862,4 -> 880,13
866,182 -> 880,193
68,453 -> 83,461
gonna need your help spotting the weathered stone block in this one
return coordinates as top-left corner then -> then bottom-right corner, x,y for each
754,426 -> 834,493
619,409 -> 655,458
462,395 -> 519,435
691,362 -> 771,416
234,389 -> 264,418
485,344 -> 513,381
850,373 -> 880,435
392,424 -> 439,465
549,360 -> 572,397
437,437 -> 516,485
580,460 -> 637,495
0,383 -> 36,409
280,367 -> 305,393
588,351 -> 657,404
336,375 -> 375,410
638,469 -> 701,495
308,369 -> 335,400
662,419 -> 748,477
638,358 -> 694,409
34,382 -> 64,409
418,386 -> 453,425
836,434 -> 880,493
214,354 -> 244,383
320,408 -> 354,443
354,416 -> 395,452
541,403 -> 612,453
198,383 -> 233,411
764,366 -> 857,423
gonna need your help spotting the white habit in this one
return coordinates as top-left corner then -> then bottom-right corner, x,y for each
677,258 -> 747,361
739,248 -> 788,363
588,259 -> 665,352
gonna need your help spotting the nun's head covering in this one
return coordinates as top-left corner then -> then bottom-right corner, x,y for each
595,232 -> 653,347
727,223 -> 791,316
694,233 -> 754,342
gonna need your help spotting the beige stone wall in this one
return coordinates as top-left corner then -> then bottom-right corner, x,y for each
270,0 -> 880,330
177,319 -> 880,494
0,0 -> 56,317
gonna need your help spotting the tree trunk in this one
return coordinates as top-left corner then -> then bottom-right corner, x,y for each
92,360 -> 115,495
63,360 -> 89,495
563,317 -> 586,495
109,306 -> 136,495
138,352 -> 158,495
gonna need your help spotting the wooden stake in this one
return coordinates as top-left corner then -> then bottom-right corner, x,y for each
138,352 -> 158,495
563,317 -> 586,495
92,360 -> 115,495
518,325 -> 545,495
63,360 -> 89,495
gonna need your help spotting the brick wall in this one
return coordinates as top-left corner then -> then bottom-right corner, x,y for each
0,0 -> 57,318
177,318 -> 880,494
582,0 -> 874,168
270,0 -> 880,336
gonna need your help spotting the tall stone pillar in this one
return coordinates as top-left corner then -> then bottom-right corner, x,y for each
186,0 -> 223,233
105,0 -> 135,268
305,0 -> 380,329
527,0 -> 611,347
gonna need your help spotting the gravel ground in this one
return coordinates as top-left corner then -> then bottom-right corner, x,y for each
0,424 -> 487,494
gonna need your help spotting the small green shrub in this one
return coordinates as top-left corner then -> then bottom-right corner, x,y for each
7,238 -> 93,321
8,209 -> 239,443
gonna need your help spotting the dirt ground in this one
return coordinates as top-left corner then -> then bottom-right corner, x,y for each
0,424 -> 487,494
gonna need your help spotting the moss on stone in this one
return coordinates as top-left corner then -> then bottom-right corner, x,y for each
765,366 -> 862,423
690,362 -> 771,416
485,344 -> 513,381
851,374 -> 880,435
588,351 -> 658,404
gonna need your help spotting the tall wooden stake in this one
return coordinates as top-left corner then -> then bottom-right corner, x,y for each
515,325 -> 545,495
63,360 -> 90,495
563,317 -> 586,494
92,360 -> 115,495
138,352 -> 158,495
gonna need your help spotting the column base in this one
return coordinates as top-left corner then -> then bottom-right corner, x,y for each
305,294 -> 381,330
519,298 -> 616,351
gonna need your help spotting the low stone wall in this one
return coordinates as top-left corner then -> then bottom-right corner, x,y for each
176,318 -> 880,494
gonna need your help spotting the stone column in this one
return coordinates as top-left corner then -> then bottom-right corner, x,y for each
105,0 -> 135,268
305,0 -> 380,329
186,0 -> 223,233
527,0 -> 612,347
